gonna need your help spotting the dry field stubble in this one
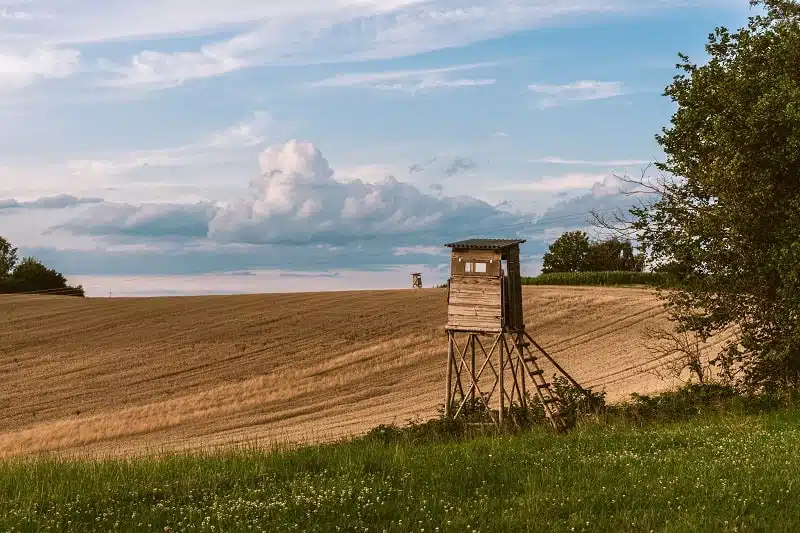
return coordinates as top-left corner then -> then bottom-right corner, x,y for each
0,286 -> 727,458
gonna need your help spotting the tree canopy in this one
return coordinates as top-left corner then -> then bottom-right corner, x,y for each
542,231 -> 645,274
0,236 -> 84,296
623,0 -> 800,390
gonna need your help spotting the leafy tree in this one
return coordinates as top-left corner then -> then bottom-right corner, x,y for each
614,0 -> 800,391
0,237 -> 84,296
542,231 -> 591,273
542,231 -> 645,273
0,236 -> 17,279
585,237 -> 645,272
12,257 -> 68,289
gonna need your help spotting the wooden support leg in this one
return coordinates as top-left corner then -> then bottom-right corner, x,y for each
498,334 -> 505,425
445,333 -> 454,417
470,334 -> 476,403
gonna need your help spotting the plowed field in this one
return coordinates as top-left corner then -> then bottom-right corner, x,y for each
0,286 -> 727,458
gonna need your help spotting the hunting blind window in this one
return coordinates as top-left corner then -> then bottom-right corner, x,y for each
464,261 -> 488,274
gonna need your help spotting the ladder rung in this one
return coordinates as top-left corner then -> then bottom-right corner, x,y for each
523,356 -> 537,363
541,398 -> 557,404
519,342 -> 531,347
536,383 -> 551,389
529,369 -> 544,376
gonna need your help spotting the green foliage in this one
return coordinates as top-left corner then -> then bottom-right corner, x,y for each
629,0 -> 800,391
542,231 -> 645,274
541,230 -> 591,273
584,237 -> 645,272
363,376 -> 606,445
0,236 -> 17,279
522,271 -> 669,287
0,237 -> 84,296
609,383 -> 786,423
6,405 -> 800,531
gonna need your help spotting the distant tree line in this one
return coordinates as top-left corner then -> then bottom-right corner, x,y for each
541,231 -> 645,274
0,236 -> 84,296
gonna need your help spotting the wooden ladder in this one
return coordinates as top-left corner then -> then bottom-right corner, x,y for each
519,345 -> 567,432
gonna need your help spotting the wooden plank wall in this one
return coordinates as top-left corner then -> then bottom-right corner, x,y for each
447,275 -> 502,332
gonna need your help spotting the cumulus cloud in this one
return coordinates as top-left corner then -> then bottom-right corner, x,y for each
208,140 -> 518,245
0,194 -> 103,209
59,201 -> 219,238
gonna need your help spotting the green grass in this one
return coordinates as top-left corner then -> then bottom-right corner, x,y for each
521,271 -> 669,287
3,409 -> 800,532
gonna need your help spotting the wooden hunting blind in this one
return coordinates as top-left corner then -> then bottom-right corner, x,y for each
443,238 -> 587,430
411,273 -> 422,289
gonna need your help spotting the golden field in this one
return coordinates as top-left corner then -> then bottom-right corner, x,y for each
0,286 -> 728,458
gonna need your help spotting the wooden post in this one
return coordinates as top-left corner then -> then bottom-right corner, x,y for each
498,333 -> 504,424
445,333 -> 454,417
520,339 -> 528,407
470,334 -> 476,403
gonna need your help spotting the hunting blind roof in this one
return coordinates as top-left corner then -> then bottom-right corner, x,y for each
443,238 -> 526,250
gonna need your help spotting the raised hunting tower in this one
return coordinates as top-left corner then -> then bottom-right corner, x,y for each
443,238 -> 587,430
411,273 -> 422,289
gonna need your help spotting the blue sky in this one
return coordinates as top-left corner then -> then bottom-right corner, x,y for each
0,0 -> 753,296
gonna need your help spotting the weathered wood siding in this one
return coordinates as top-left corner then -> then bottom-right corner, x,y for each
447,274 -> 502,332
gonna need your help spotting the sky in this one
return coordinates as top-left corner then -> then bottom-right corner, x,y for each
0,0 -> 753,296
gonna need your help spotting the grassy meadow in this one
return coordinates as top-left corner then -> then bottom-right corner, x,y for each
3,408 -> 800,532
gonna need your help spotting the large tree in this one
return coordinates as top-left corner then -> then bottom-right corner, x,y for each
620,0 -> 800,390
542,231 -> 644,273
541,231 -> 591,273
0,237 -> 84,296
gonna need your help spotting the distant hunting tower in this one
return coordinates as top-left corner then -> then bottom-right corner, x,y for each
443,238 -> 587,430
412,273 -> 422,289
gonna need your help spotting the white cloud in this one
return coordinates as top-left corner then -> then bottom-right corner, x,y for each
308,63 -> 496,94
528,80 -> 626,108
49,139 -> 521,247
0,47 -> 80,91
208,139 -> 519,245
25,0 -> 713,90
489,172 -> 610,193
59,201 -> 219,238
66,111 -> 272,178
0,194 -> 103,209
529,156 -> 651,166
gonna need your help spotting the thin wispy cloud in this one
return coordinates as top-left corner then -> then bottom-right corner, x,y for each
528,80 -> 626,108
489,173 -> 609,193
306,63 -> 496,94
0,47 -> 80,91
66,112 -> 272,178
0,0 -> 711,90
530,156 -> 650,166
